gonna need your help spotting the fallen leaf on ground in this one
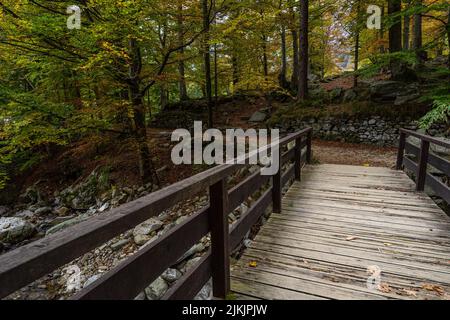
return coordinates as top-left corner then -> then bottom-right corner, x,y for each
422,283 -> 445,296
402,289 -> 418,297
378,283 -> 392,293
249,261 -> 257,268
383,243 -> 393,247
345,236 -> 357,241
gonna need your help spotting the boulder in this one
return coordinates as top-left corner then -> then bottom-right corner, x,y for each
45,214 -> 89,236
83,274 -> 102,288
145,277 -> 168,300
249,111 -> 267,123
34,206 -> 52,216
133,218 -> 163,245
0,217 -> 36,244
343,89 -> 357,102
0,206 -> 9,217
394,94 -> 420,106
161,268 -> 182,283
370,81 -> 418,102
194,279 -> 213,300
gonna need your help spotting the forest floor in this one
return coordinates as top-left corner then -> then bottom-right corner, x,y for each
312,140 -> 397,168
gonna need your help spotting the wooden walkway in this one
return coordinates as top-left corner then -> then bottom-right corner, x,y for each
231,164 -> 450,300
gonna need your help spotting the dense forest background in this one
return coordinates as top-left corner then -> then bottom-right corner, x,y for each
0,0 -> 449,197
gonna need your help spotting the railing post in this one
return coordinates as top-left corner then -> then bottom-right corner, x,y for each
396,131 -> 406,170
295,137 -> 302,181
272,147 -> 282,214
306,130 -> 312,164
208,179 -> 230,299
416,140 -> 430,191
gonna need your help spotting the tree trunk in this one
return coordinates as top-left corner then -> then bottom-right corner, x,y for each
354,0 -> 362,88
279,24 -> 288,88
388,0 -> 402,52
262,34 -> 269,79
379,5 -> 385,53
298,0 -> 309,101
354,31 -> 360,88
403,15 -> 410,50
291,28 -> 299,91
177,2 -> 188,101
412,0 -> 425,62
202,0 -> 213,128
129,38 -> 157,185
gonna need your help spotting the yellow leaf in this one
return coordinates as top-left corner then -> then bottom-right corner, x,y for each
249,261 -> 257,268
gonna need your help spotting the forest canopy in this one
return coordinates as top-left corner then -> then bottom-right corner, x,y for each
0,0 -> 449,190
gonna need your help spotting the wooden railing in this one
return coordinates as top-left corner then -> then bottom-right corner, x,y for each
396,128 -> 450,204
0,128 -> 313,300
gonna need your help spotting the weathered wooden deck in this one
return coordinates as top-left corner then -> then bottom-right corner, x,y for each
231,164 -> 450,300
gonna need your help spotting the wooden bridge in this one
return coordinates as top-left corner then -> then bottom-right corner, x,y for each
0,128 -> 449,300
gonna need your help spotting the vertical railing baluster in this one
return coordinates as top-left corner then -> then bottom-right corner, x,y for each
416,140 -> 430,191
306,130 -> 312,164
209,179 -> 230,299
295,137 -> 302,181
396,131 -> 406,170
272,144 -> 282,214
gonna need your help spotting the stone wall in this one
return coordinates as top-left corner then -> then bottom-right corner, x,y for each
275,116 -> 448,146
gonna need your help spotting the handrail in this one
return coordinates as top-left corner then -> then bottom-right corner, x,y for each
0,127 -> 313,300
396,129 -> 450,204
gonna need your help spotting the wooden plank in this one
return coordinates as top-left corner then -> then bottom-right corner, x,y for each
231,278 -> 326,300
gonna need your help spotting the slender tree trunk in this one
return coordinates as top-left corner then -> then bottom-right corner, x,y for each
129,38 -> 156,185
232,53 -> 239,86
380,5 -> 386,53
202,0 -> 213,128
177,2 -> 188,101
160,84 -> 168,110
291,28 -> 299,91
298,0 -> 309,101
388,0 -> 402,52
279,24 -> 288,88
413,0 -> 424,62
403,15 -> 410,50
354,31 -> 360,88
262,34 -> 269,79
354,0 -> 362,88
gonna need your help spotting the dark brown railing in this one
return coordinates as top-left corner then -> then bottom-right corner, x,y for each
397,128 -> 450,204
0,128 -> 313,300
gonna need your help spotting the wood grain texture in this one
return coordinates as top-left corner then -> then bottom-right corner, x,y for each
231,164 -> 450,300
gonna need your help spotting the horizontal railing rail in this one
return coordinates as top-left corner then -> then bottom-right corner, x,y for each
396,128 -> 450,204
0,127 -> 313,300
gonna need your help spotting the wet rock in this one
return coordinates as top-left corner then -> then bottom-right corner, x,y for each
249,111 -> 267,123
133,218 -> 163,245
161,268 -> 182,283
144,277 -> 168,300
54,207 -> 70,216
194,279 -> 212,300
134,292 -> 146,300
34,207 -> 52,216
15,209 -> 35,219
46,214 -> 89,236
83,274 -> 102,288
177,243 -> 205,263
0,217 -> 36,244
0,206 -> 9,217
110,239 -> 130,251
